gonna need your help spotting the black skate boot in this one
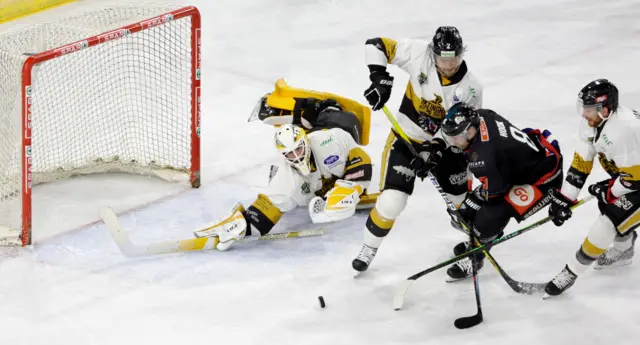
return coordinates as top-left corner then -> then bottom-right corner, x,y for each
595,230 -> 637,269
352,244 -> 378,277
446,255 -> 484,282
543,265 -> 578,299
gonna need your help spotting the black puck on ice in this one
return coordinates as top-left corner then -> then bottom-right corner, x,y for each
318,296 -> 325,308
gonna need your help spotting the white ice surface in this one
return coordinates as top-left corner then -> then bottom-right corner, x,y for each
1,0 -> 640,344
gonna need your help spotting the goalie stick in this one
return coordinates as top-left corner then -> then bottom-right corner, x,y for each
101,207 -> 325,257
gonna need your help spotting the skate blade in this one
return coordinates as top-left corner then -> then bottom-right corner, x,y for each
445,275 -> 469,283
594,259 -> 632,270
353,270 -> 363,278
542,293 -> 552,300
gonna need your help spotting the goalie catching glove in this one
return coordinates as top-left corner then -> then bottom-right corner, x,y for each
309,180 -> 364,224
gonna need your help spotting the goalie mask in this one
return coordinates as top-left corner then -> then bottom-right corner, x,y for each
274,124 -> 312,176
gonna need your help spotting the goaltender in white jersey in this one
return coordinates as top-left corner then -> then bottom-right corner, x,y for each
200,93 -> 376,251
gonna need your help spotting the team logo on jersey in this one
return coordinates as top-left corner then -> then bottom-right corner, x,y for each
479,118 -> 489,142
417,115 -> 440,135
418,94 -> 446,120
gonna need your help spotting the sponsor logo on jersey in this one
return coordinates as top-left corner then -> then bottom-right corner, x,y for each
345,170 -> 365,180
320,137 -> 334,147
469,160 -> 485,169
449,171 -> 468,186
602,133 -> 612,146
349,157 -> 362,165
506,184 -> 544,216
522,193 -> 552,220
393,165 -> 415,181
496,121 -> 508,138
324,155 -> 340,165
614,195 -> 633,211
479,118 -> 489,142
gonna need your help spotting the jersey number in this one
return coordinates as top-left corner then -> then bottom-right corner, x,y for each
509,127 -> 539,152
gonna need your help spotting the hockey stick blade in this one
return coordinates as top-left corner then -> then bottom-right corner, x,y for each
101,207 -> 325,257
454,312 -> 483,329
392,280 -> 415,310
392,194 -> 594,310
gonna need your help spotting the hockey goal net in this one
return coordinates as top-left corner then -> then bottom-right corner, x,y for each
0,5 -> 201,246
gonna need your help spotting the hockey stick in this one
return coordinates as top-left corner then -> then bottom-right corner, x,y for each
392,194 -> 594,310
381,105 -> 483,328
101,207 -> 325,257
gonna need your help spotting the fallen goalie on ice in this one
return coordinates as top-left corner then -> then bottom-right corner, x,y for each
102,79 -> 379,255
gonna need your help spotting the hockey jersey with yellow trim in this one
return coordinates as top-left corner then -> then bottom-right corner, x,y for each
265,127 -> 372,212
562,106 -> 640,200
365,37 -> 483,142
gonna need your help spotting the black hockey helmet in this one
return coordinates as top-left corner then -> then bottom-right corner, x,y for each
430,26 -> 465,57
578,79 -> 619,114
441,102 -> 479,137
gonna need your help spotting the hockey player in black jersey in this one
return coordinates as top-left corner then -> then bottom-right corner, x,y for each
421,102 -> 564,280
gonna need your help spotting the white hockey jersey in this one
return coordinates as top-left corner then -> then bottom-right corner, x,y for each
265,127 -> 372,212
365,37 -> 483,142
562,106 -> 640,200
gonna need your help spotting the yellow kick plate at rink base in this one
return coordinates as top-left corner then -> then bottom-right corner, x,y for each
0,0 -> 75,24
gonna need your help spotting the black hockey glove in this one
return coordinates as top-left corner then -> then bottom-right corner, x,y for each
588,178 -> 618,205
456,184 -> 487,227
547,188 -> 575,227
364,69 -> 393,111
410,138 -> 445,179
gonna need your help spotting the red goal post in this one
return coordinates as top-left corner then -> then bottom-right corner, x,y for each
0,5 -> 201,246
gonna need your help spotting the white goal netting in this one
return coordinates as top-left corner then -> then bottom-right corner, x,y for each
0,5 -> 201,245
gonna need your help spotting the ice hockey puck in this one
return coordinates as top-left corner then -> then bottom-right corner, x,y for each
318,296 -> 325,308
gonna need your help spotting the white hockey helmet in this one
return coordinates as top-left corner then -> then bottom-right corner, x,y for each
274,124 -> 312,176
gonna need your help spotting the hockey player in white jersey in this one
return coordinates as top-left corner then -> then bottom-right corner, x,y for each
352,26 -> 483,275
203,92 -> 375,251
545,79 -> 640,297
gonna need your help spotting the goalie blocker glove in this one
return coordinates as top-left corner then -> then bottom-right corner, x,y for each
363,66 -> 393,111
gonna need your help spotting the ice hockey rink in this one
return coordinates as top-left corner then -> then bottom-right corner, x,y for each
1,0 -> 640,344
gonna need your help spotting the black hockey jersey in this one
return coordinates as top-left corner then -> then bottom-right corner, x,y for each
465,110 -> 562,199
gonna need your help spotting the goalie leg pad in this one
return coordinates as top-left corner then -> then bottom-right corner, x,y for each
245,194 -> 283,236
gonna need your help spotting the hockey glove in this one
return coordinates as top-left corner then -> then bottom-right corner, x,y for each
456,184 -> 486,226
363,69 -> 393,111
410,138 -> 445,179
309,180 -> 363,224
588,178 -> 618,205
547,188 -> 575,227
